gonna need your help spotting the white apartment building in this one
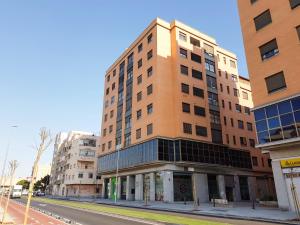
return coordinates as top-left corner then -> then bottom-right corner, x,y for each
49,131 -> 100,197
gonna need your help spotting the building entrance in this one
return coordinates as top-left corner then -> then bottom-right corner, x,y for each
173,173 -> 193,201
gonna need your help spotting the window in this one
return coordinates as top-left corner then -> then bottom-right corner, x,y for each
138,43 -> 143,52
226,134 -> 230,144
265,71 -> 286,93
147,84 -> 153,95
245,107 -> 250,115
147,103 -> 153,114
180,48 -> 187,58
113,69 -> 116,77
137,91 -> 142,101
193,87 -> 204,98
231,74 -> 238,82
236,104 -> 242,113
296,25 -> 300,41
147,123 -> 153,135
147,33 -> 152,43
110,110 -> 114,118
249,139 -> 255,147
262,158 -> 265,167
190,37 -> 200,47
220,84 -> 223,92
103,128 -> 107,136
259,39 -> 279,60
127,70 -> 133,80
250,0 -> 257,4
229,101 -> 232,110
147,50 -> 153,60
137,109 -> 142,120
290,0 -> 300,9
106,88 -> 109,95
218,70 -> 221,77
89,173 -> 93,179
211,129 -> 222,144
138,59 -> 142,68
181,83 -> 189,94
191,53 -> 201,63
192,69 -> 202,79
225,72 -> 228,79
194,106 -> 205,117
107,75 -> 110,82
222,100 -> 225,108
268,159 -> 272,167
109,125 -> 113,133
124,133 -> 131,147
224,116 -> 227,125
180,65 -> 188,75
195,126 -> 207,136
242,91 -> 248,100
238,120 -> 244,129
233,88 -> 239,97
254,9 -> 272,31
111,96 -> 115,104
179,32 -> 187,41
233,136 -> 236,145
147,66 -> 153,77
108,141 -> 112,150
230,60 -> 236,68
252,157 -> 258,166
112,82 -> 115,90
208,92 -> 218,106
102,143 -> 106,151
104,114 -> 108,122
182,102 -> 190,113
136,128 -> 141,139
247,122 -> 253,131
207,76 -> 217,89
203,43 -> 214,56
210,110 -> 220,124
125,116 -> 131,129
78,173 -> 83,178
183,123 -> 192,134
137,75 -> 142,84
231,118 -> 234,127
227,86 -> 230,94
240,137 -> 247,146
205,59 -> 215,72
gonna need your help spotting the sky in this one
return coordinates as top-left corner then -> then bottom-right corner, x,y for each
0,0 -> 248,178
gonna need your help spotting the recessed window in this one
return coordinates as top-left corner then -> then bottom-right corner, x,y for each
229,101 -> 232,110
147,123 -> 153,135
180,48 -> 187,58
106,88 -> 109,95
222,100 -> 225,108
194,106 -> 205,116
183,123 -> 192,134
138,59 -> 142,68
138,43 -> 143,52
242,91 -> 249,100
181,83 -> 189,94
110,110 -> 114,118
223,57 -> 227,65
252,157 -> 258,166
233,88 -> 239,97
259,39 -> 279,60
147,50 -> 153,60
147,103 -> 153,114
104,114 -> 108,122
240,137 -> 247,146
236,104 -> 242,113
220,84 -> 223,92
254,9 -> 272,31
203,43 -> 214,56
249,139 -> 255,147
180,65 -> 188,75
265,71 -> 286,93
230,60 -> 236,68
137,75 -> 142,84
195,126 -> 207,136
190,37 -> 200,47
245,106 -> 251,115
136,128 -> 141,139
179,32 -> 187,41
113,69 -> 116,77
227,86 -> 230,94
147,67 -> 153,77
109,125 -> 113,133
182,102 -> 190,113
147,33 -> 153,43
108,141 -> 112,150
137,91 -> 142,102
231,74 -> 238,82
191,52 -> 201,64
233,135 -> 236,145
205,59 -> 215,72
107,75 -> 110,82
296,25 -> 300,41
112,82 -> 115,90
78,173 -> 83,178
103,128 -> 107,136
247,122 -> 253,131
231,118 -> 234,127
137,109 -> 142,120
238,120 -> 244,129
207,76 -> 217,89
193,87 -> 204,98
192,69 -> 202,80
290,0 -> 300,9
147,84 -> 153,95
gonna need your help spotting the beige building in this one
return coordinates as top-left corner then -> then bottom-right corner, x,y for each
49,131 -> 100,197
98,18 -> 275,203
238,0 -> 300,211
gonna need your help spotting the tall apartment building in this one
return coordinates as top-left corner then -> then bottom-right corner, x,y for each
237,0 -> 300,210
49,131 -> 100,197
98,18 -> 275,203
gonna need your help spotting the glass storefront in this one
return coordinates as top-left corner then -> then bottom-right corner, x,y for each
155,172 -> 164,201
239,176 -> 250,200
208,174 -> 219,200
173,173 -> 193,201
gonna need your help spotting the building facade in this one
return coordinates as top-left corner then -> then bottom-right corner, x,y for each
98,18 -> 275,203
237,0 -> 300,211
49,131 -> 100,197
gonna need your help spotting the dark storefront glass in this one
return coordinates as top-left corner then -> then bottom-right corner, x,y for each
173,173 -> 193,201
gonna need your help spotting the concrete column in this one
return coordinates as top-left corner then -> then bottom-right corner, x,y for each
163,171 -> 174,202
248,176 -> 257,201
108,178 -> 112,199
101,179 -> 106,198
117,177 -> 121,199
272,160 -> 290,210
233,175 -> 241,202
194,173 -> 209,203
126,176 -> 135,200
149,173 -> 155,201
135,174 -> 143,201
217,175 -> 226,200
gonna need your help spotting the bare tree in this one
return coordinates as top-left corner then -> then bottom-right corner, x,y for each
1,160 -> 18,223
23,128 -> 52,225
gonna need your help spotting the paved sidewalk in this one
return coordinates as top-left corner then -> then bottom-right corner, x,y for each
48,196 -> 299,224
0,207 -> 14,224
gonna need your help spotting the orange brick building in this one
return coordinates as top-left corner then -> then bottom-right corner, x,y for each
98,18 -> 275,203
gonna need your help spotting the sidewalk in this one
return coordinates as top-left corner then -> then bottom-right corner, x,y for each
0,207 -> 14,224
48,196 -> 299,224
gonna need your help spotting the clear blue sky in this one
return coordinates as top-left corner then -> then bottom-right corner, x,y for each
0,0 -> 248,178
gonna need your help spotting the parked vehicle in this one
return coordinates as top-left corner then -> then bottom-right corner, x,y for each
11,185 -> 22,198
22,189 -> 29,196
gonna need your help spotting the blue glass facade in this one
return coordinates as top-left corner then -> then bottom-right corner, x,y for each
98,138 -> 252,173
254,96 -> 300,144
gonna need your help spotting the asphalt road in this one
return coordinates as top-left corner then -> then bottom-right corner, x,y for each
15,198 -> 152,225
15,198 -> 282,225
